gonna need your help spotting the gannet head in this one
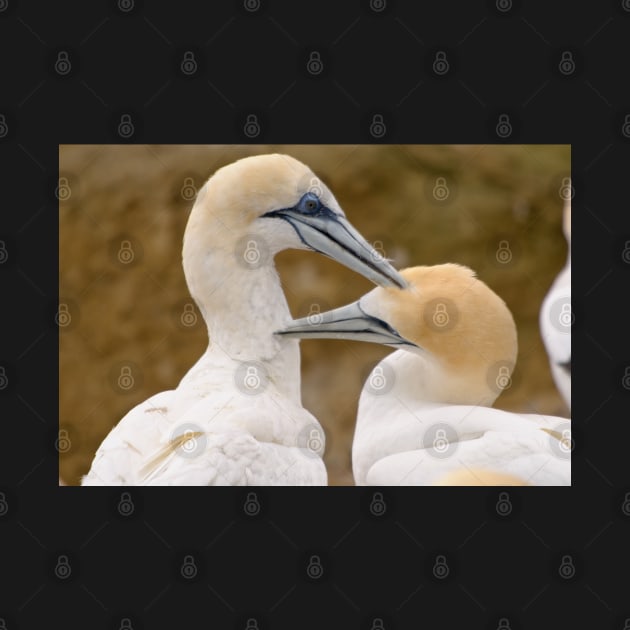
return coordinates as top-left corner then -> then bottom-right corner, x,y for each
278,263 -> 518,404
182,153 -> 406,298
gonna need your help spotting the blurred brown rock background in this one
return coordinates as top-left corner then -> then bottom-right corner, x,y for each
59,144 -> 570,486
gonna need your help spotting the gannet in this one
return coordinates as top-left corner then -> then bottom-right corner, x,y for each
82,154 -> 406,486
278,264 -> 571,486
539,195 -> 571,411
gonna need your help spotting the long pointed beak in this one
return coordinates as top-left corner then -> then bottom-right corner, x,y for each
264,208 -> 407,289
276,301 -> 417,348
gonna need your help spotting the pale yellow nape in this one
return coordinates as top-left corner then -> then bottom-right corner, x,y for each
376,264 -> 518,379
190,153 -> 320,229
433,467 -> 530,486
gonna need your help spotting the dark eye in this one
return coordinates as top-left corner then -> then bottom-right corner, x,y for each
304,199 -> 317,211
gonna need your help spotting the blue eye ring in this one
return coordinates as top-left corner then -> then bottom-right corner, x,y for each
297,192 -> 321,214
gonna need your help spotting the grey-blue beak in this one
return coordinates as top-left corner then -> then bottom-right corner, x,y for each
263,194 -> 407,289
276,301 -> 416,348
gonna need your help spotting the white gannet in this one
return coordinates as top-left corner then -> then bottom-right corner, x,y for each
278,264 -> 571,486
82,154 -> 406,486
539,195 -> 571,411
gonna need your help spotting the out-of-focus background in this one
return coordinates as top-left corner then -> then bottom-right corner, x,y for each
59,144 -> 570,486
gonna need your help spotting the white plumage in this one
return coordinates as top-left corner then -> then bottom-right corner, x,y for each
82,154 -> 405,486
279,264 -> 571,486
539,195 -> 571,410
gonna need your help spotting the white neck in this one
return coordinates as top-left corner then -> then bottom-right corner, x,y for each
377,349 -> 498,408
185,248 -> 301,403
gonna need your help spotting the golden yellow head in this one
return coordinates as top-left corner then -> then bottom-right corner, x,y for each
364,264 -> 518,379
192,153 -> 335,229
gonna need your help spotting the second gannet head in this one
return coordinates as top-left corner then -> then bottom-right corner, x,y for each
183,153 -> 406,309
278,263 -> 518,405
